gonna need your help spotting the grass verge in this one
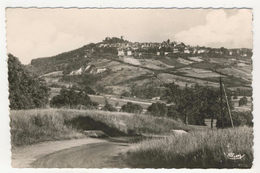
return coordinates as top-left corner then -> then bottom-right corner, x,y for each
10,108 -> 191,148
121,126 -> 253,168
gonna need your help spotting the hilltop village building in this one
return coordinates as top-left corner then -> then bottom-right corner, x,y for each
127,50 -> 132,56
111,39 -> 251,58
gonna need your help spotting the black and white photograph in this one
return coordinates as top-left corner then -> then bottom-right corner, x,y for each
6,8 -> 254,169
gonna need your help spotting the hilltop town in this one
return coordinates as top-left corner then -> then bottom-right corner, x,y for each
99,36 -> 252,58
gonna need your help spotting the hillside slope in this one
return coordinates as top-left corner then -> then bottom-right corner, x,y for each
24,40 -> 252,97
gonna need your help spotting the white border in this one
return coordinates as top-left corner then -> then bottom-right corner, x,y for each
0,0 -> 259,173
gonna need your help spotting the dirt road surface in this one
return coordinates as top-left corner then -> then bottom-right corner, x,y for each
32,142 -> 129,168
12,138 -> 130,168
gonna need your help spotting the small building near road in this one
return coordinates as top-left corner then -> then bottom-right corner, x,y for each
152,97 -> 160,100
231,99 -> 240,107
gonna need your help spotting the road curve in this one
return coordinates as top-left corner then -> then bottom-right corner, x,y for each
31,141 -> 129,168
12,138 -> 111,168
12,137 -> 132,168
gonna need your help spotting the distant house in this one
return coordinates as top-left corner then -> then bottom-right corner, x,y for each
175,44 -> 185,53
118,50 -> 125,56
232,99 -> 239,107
214,50 -> 223,55
97,68 -> 106,74
197,49 -> 206,54
127,50 -> 132,56
156,51 -> 160,56
192,48 -> 197,54
115,106 -> 121,112
165,52 -> 170,55
173,48 -> 179,53
152,97 -> 160,100
236,63 -> 247,67
184,48 -> 190,54
70,67 -> 83,75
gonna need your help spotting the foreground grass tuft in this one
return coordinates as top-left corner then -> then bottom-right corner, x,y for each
122,126 -> 253,168
10,108 -> 191,147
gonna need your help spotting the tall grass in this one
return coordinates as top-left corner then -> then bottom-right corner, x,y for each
122,126 -> 253,168
10,108 -> 191,148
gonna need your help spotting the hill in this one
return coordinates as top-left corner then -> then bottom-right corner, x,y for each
23,37 -> 252,102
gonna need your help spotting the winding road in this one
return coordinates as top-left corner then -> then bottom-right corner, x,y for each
12,137 -> 132,168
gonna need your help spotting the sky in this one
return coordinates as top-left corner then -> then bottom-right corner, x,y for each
6,8 -> 252,64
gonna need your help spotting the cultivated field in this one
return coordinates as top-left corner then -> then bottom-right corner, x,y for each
216,67 -> 252,82
157,57 -> 184,67
139,59 -> 172,70
178,67 -> 223,78
157,73 -> 220,88
122,57 -> 142,65
89,95 -> 153,108
177,58 -> 194,65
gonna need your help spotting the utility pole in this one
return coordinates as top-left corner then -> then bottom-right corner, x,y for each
222,83 -> 234,128
220,77 -> 224,128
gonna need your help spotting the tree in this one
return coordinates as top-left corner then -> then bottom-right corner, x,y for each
8,54 -> 50,110
102,98 -> 117,112
147,102 -> 167,117
102,103 -> 117,112
233,93 -> 238,99
121,102 -> 143,114
121,91 -> 131,97
50,88 -> 98,108
239,96 -> 248,106
164,82 -> 230,126
216,111 -> 253,128
167,39 -> 170,45
167,105 -> 181,120
83,86 -> 96,95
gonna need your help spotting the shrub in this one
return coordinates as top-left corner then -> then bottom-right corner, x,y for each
147,102 -> 168,117
121,102 -> 143,114
216,111 -> 253,128
50,88 -> 98,108
121,91 -> 131,97
83,86 -> 96,95
102,103 -> 117,112
239,96 -> 248,106
49,83 -> 63,88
